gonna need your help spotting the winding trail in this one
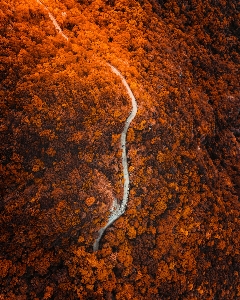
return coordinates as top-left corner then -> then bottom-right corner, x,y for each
93,65 -> 138,251
35,0 -> 138,251
36,0 -> 69,41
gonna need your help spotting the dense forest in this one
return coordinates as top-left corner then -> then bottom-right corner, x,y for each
0,0 -> 239,299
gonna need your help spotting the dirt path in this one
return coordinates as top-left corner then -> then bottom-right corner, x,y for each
93,64 -> 138,251
35,0 -> 138,251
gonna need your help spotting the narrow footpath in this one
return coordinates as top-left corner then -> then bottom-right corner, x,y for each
35,0 -> 138,251
93,64 -> 138,251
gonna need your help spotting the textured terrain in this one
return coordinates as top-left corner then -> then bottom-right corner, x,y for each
0,0 -> 239,299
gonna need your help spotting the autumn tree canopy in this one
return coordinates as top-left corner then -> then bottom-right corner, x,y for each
0,0 -> 239,299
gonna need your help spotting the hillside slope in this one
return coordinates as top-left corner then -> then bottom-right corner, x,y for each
0,0 -> 239,299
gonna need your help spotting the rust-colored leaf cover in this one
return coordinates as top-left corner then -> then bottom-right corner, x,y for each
0,0 -> 239,299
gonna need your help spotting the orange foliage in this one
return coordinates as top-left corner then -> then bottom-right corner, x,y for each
1,0 -> 239,299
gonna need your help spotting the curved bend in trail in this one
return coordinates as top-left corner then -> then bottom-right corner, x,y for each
35,0 -> 138,251
36,0 -> 69,41
93,64 -> 138,251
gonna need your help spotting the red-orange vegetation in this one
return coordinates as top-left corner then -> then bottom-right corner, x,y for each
0,0 -> 239,299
